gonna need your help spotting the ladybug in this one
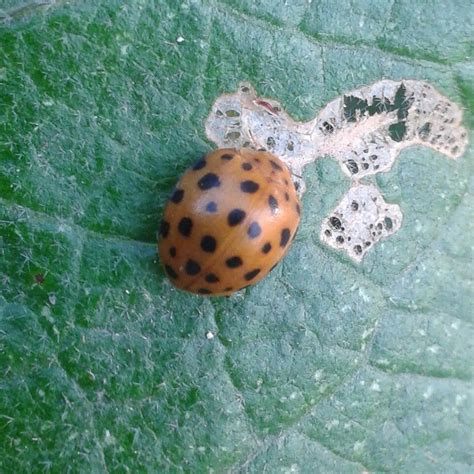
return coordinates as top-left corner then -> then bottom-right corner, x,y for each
158,148 -> 301,296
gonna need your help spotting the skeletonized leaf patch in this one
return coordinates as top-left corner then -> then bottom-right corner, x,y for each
320,184 -> 402,262
206,80 -> 468,262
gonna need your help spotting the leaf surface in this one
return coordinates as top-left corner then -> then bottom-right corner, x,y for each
0,1 -> 473,472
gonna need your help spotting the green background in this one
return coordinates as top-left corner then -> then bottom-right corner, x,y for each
0,0 -> 473,472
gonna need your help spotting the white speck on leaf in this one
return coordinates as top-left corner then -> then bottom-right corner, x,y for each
353,440 -> 365,453
104,429 -> 116,446
319,383 -> 329,394
313,369 -> 323,381
48,293 -> 56,305
362,327 -> 375,339
358,287 -> 371,302
370,381 -> 381,392
423,386 -> 434,399
325,419 -> 340,430
455,394 -> 467,406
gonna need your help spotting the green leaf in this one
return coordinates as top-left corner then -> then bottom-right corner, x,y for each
1,1 -> 472,472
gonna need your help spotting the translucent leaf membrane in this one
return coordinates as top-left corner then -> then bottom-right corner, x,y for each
206,80 -> 468,261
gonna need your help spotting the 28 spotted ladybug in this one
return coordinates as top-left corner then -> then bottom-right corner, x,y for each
158,148 -> 301,296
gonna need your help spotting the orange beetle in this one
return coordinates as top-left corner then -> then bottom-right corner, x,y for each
158,148 -> 300,296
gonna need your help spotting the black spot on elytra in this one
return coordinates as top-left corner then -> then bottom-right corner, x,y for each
262,242 -> 272,254
270,159 -> 283,171
185,259 -> 201,275
205,273 -> 220,283
192,158 -> 206,170
169,247 -> 176,258
201,235 -> 217,253
198,173 -> 220,190
268,195 -> 279,214
295,203 -> 301,215
228,209 -> 246,226
240,180 -> 260,193
198,288 -> 212,294
170,188 -> 184,204
226,256 -> 243,268
221,153 -> 234,161
206,201 -> 218,213
178,217 -> 193,237
244,269 -> 261,281
242,162 -> 253,171
284,192 -> 290,202
280,228 -> 291,247
224,287 -> 233,292
247,222 -> 262,238
159,220 -> 170,238
165,265 -> 178,279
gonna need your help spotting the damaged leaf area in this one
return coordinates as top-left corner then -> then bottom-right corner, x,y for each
0,1 -> 473,473
206,80 -> 468,261
320,184 -> 402,262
